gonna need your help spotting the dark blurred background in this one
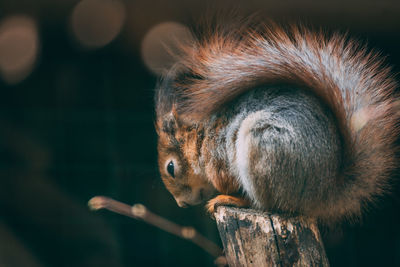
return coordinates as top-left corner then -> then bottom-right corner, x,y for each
1,0 -> 400,266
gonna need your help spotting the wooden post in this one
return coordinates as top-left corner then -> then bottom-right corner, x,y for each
214,206 -> 329,267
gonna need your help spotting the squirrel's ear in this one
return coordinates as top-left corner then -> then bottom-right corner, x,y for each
160,107 -> 180,136
154,121 -> 160,135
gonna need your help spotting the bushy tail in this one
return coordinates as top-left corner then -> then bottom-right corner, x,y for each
171,22 -> 400,222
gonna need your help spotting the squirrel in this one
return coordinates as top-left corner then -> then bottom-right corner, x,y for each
154,20 -> 400,223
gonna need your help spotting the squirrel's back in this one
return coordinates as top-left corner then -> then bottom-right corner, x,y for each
155,20 -> 400,222
208,86 -> 342,215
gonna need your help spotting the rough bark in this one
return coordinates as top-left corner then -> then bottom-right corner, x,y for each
214,206 -> 329,267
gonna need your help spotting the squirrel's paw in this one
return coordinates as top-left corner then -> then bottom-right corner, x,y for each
206,195 -> 250,214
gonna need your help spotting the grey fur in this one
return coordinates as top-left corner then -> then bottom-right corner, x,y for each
203,86 -> 341,214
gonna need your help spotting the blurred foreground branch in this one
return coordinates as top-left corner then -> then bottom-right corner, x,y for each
88,196 -> 226,266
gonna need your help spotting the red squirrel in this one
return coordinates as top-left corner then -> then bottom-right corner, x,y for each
155,20 -> 399,223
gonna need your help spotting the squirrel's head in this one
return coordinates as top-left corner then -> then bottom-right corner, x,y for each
156,109 -> 216,208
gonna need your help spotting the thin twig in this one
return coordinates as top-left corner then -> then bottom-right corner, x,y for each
88,196 -> 225,262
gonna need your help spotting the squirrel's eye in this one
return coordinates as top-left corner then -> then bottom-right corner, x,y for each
167,161 -> 175,178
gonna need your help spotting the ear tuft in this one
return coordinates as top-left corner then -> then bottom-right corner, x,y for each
161,108 -> 180,135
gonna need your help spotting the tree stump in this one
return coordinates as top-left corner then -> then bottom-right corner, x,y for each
214,206 -> 329,267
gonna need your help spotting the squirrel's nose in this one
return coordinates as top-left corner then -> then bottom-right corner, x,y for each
176,200 -> 188,208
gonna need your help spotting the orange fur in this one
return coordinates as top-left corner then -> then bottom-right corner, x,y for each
206,195 -> 250,214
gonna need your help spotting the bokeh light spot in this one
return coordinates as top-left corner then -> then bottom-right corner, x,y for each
0,15 -> 39,84
141,22 -> 193,75
71,0 -> 126,48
